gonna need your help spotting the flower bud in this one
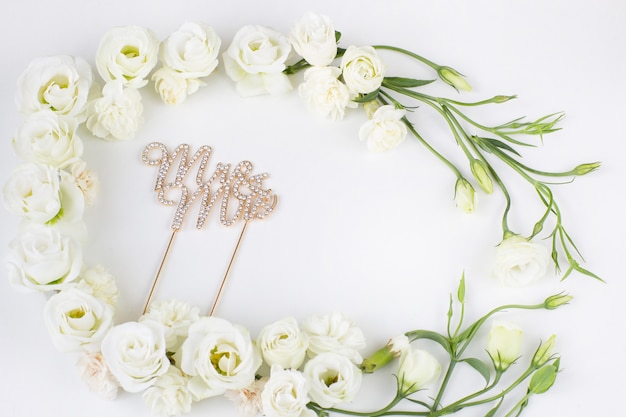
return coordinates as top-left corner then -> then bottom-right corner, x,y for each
544,293 -> 573,310
573,162 -> 600,176
360,335 -> 409,373
397,348 -> 441,395
454,178 -> 475,213
438,66 -> 471,92
531,335 -> 556,367
363,100 -> 381,119
528,363 -> 558,394
493,95 -> 516,103
470,159 -> 493,194
487,320 -> 523,371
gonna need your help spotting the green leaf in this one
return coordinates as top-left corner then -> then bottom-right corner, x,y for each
353,89 -> 380,103
405,330 -> 452,354
383,77 -> 435,88
334,30 -> 342,43
484,397 -> 504,417
480,137 -> 522,157
461,357 -> 491,384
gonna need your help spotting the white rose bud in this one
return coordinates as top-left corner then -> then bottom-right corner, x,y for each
262,365 -> 315,417
16,55 -> 93,118
487,320 -> 523,371
304,352 -> 362,408
359,105 -> 407,152
257,317 -> 310,369
44,287 -> 114,352
298,66 -> 357,121
397,348 -> 441,395
340,45 -> 385,94
160,22 -> 221,78
223,25 -> 292,97
303,312 -> 366,364
86,80 -> 143,141
95,25 -> 159,88
493,234 -> 550,286
289,12 -> 337,66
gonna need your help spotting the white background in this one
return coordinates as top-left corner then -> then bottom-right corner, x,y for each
0,0 -> 624,416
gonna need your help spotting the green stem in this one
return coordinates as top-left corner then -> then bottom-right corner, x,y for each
373,45 -> 439,70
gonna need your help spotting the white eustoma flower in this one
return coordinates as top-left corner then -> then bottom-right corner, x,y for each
13,110 -> 83,168
76,352 -> 119,400
223,25 -> 292,96
303,312 -> 366,364
69,160 -> 99,206
289,12 -> 337,66
493,234 -> 550,286
152,66 -> 202,105
303,352 -> 362,408
7,226 -> 82,292
86,80 -> 143,141
298,66 -> 356,121
95,25 -> 159,88
160,22 -> 221,78
487,320 -> 523,371
140,299 -> 200,351
257,316 -> 309,369
359,105 -> 407,152
3,163 -> 61,223
75,265 -> 119,307
44,287 -> 114,352
454,178 -> 476,213
340,45 -> 386,94
15,54 -> 93,118
143,367 -> 193,417
397,348 -> 441,395
262,365 -> 315,417
180,317 -> 262,400
100,321 -> 170,393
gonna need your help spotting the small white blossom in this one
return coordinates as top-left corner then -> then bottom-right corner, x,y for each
359,105 -> 407,152
340,46 -> 385,94
397,348 -> 441,395
69,160 -> 99,206
289,12 -> 337,66
303,312 -> 366,364
143,367 -> 193,417
152,66 -> 202,105
298,66 -> 356,121
224,379 -> 267,417
76,265 -> 119,307
304,352 -> 362,408
140,299 -> 200,351
262,365 -> 315,417
487,320 -> 523,371
86,80 -> 143,141
493,234 -> 550,286
257,317 -> 309,369
76,352 -> 119,400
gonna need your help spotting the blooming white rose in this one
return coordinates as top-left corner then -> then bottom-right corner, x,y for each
69,160 -> 99,205
3,163 -> 61,223
86,80 -> 143,141
223,25 -> 292,96
95,25 -> 159,88
487,320 -> 523,371
298,66 -> 356,121
303,312 -> 366,364
13,110 -> 83,168
140,299 -> 200,351
257,317 -> 309,369
15,55 -> 93,118
359,105 -> 407,152
152,66 -> 202,105
143,367 -> 193,417
100,321 -> 170,393
340,46 -> 386,94
397,348 -> 441,395
493,234 -> 550,286
7,226 -> 82,292
76,352 -> 119,400
303,352 -> 362,408
224,379 -> 267,417
262,365 -> 315,417
289,12 -> 337,66
44,287 -> 114,352
75,265 -> 119,307
180,317 -> 262,400
160,22 -> 221,78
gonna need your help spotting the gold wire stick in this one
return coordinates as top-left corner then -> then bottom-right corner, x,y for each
209,220 -> 250,316
143,230 -> 178,315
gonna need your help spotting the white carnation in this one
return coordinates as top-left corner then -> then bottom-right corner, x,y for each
143,367 -> 193,417
76,265 -> 119,307
359,105 -> 407,152
303,312 -> 366,364
76,352 -> 119,400
140,299 -> 200,351
86,80 -> 143,141
298,66 -> 356,121
69,160 -> 99,205
289,12 -> 337,66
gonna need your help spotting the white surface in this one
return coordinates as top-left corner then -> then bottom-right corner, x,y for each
0,0 -> 624,416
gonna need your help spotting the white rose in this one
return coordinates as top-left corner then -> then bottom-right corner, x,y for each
13,110 -> 83,168
487,320 -> 523,371
303,352 -> 362,408
160,22 -> 221,78
3,163 -> 61,223
303,312 -> 366,364
15,55 -> 93,118
261,365 -> 315,417
180,317 -> 262,400
152,66 -> 202,105
44,287 -> 114,352
298,66 -> 357,121
69,160 -> 99,206
340,45 -> 386,94
257,317 -> 309,369
223,25 -> 292,96
397,348 -> 441,395
7,226 -> 82,292
95,25 -> 159,89
359,104 -> 407,152
493,234 -> 550,286
289,12 -> 337,66
140,299 -> 200,351
75,265 -> 119,307
76,352 -> 119,400
86,80 -> 143,141
100,321 -> 170,393
143,367 -> 193,417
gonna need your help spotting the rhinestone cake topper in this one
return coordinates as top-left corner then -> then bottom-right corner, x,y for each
141,142 -> 278,314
